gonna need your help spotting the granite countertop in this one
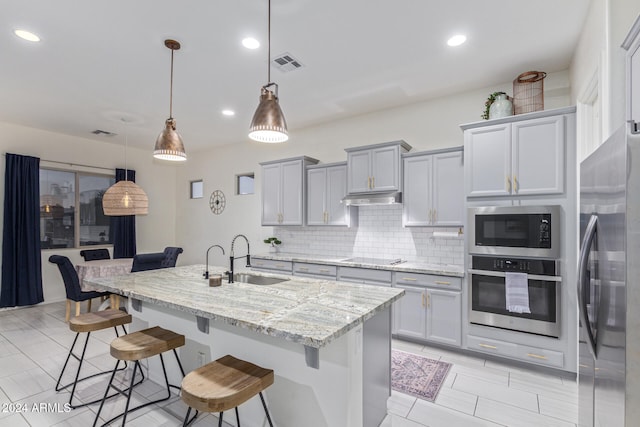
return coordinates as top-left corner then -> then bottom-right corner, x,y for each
253,252 -> 465,277
86,264 -> 404,349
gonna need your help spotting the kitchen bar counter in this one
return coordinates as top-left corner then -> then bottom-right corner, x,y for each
86,264 -> 400,427
253,252 -> 465,277
86,264 -> 403,348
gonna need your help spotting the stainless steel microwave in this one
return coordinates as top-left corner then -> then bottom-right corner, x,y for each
468,205 -> 561,258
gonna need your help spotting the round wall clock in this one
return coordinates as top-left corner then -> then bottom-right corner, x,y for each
209,190 -> 226,215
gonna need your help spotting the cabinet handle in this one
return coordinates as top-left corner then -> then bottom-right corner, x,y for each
256,262 -> 264,266
506,176 -> 512,193
276,264 -> 284,268
402,277 -> 417,281
435,281 -> 450,285
426,294 -> 430,308
433,210 -> 437,223
367,176 -> 371,189
319,269 -> 330,272
372,176 -> 375,188
428,209 -> 432,223
421,293 -> 426,307
298,267 -> 309,271
513,175 -> 518,193
479,343 -> 497,349
526,353 -> 548,360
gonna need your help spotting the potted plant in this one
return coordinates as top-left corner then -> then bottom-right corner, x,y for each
263,237 -> 282,253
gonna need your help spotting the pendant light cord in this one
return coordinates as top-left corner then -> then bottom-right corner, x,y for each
122,118 -> 129,180
267,0 -> 271,84
169,48 -> 174,119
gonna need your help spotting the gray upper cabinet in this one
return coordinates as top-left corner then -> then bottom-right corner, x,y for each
403,148 -> 463,226
463,109 -> 569,197
307,162 -> 357,226
260,156 -> 319,226
345,140 -> 412,193
623,15 -> 640,130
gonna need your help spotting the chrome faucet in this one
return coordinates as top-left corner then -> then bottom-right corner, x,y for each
228,234 -> 251,283
204,244 -> 225,279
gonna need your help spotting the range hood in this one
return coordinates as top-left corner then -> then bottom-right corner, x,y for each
341,191 -> 402,206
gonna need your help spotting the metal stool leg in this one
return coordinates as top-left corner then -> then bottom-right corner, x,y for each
218,412 -> 224,427
92,360 -> 121,427
235,406 -> 240,426
259,392 -> 274,427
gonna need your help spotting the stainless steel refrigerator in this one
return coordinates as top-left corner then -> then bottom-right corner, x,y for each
578,125 -> 640,427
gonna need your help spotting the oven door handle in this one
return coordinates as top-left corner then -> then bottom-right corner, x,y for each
467,269 -> 562,282
577,214 -> 598,359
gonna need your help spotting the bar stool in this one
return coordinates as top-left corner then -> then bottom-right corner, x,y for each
92,326 -> 188,427
55,309 -> 133,408
181,354 -> 275,427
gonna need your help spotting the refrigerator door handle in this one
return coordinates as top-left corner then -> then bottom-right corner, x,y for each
578,214 -> 598,359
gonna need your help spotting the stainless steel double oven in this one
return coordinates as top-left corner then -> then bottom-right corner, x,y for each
468,205 -> 562,337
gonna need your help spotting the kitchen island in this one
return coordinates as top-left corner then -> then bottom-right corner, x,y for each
87,265 -> 404,427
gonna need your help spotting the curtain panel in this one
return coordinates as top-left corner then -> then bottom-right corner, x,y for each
1,153 -> 44,307
110,168 -> 137,258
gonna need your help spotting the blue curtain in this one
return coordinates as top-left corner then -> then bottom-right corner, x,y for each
1,153 -> 44,307
110,168 -> 137,259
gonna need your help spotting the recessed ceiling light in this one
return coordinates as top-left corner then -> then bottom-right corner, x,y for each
447,34 -> 466,47
14,29 -> 40,42
242,37 -> 260,49
222,109 -> 235,116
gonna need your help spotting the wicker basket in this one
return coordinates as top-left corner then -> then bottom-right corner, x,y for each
512,71 -> 546,114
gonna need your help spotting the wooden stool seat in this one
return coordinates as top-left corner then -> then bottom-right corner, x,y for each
69,309 -> 132,333
181,355 -> 274,413
110,326 -> 185,361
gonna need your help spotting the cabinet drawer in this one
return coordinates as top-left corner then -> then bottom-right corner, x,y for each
394,272 -> 462,290
515,345 -> 564,368
251,259 -> 293,273
338,267 -> 392,285
293,262 -> 337,278
467,335 -> 517,357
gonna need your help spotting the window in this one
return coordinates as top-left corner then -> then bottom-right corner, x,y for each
40,168 -> 115,249
236,173 -> 254,195
190,180 -> 203,199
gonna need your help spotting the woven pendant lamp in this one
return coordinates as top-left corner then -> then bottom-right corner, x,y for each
103,121 -> 149,216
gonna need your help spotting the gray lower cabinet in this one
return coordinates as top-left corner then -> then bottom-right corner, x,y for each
392,273 -> 462,347
292,262 -> 337,280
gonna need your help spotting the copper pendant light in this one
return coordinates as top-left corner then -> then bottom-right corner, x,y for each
248,0 -> 289,143
154,39 -> 187,161
104,120 -> 149,216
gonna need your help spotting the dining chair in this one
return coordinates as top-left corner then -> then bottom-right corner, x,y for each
130,253 -> 166,272
79,248 -> 111,261
49,255 -> 111,322
161,246 -> 183,268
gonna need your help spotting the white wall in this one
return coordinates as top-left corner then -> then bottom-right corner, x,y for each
0,121 -> 178,303
175,72 -> 571,267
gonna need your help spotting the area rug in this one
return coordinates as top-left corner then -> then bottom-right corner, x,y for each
391,349 -> 452,402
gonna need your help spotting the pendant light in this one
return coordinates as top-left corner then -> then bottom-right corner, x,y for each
103,120 -> 149,216
154,39 -> 187,161
248,0 -> 289,143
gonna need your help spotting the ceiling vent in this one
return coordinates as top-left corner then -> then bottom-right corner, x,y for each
272,52 -> 304,73
91,129 -> 117,136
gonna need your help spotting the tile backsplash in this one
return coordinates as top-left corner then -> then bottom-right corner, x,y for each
273,205 -> 464,266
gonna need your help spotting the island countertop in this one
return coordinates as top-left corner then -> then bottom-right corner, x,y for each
86,264 -> 404,349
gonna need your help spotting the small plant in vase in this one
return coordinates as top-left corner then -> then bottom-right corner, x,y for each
264,237 -> 282,253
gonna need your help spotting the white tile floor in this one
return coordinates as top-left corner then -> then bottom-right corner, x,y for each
0,302 -> 578,427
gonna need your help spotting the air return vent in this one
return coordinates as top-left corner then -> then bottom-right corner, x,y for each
91,129 -> 117,136
272,52 -> 304,73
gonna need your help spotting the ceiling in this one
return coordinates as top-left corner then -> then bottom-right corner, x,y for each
1,0 -> 590,154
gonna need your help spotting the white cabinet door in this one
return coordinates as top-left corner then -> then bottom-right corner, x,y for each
403,155 -> 432,226
426,289 -> 461,346
326,165 -> 349,225
371,145 -> 400,191
432,151 -> 464,226
465,123 -> 512,197
347,150 -> 371,193
512,115 -> 564,195
393,285 -> 427,339
306,167 -> 326,226
261,163 -> 281,225
280,160 -> 304,225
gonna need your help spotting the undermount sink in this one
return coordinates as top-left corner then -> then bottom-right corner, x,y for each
230,273 -> 289,286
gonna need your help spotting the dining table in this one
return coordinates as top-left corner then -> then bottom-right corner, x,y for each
75,258 -> 133,309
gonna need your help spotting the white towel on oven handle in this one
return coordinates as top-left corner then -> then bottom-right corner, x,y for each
505,272 -> 531,314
